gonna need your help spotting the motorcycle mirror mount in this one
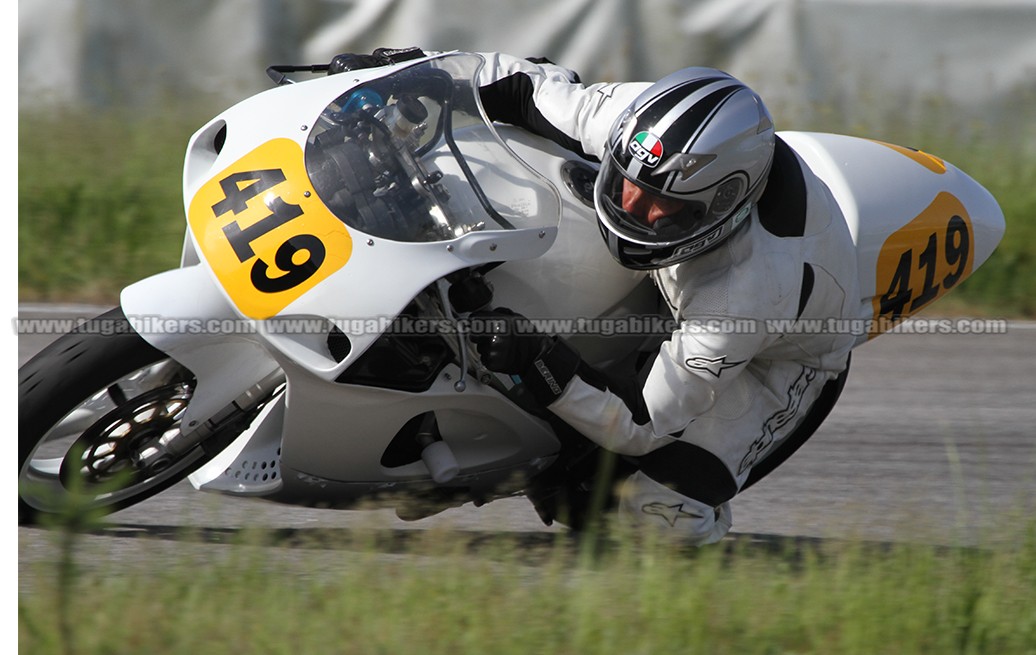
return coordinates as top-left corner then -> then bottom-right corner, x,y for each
265,63 -> 331,86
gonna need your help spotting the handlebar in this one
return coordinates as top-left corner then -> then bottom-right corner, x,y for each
266,64 -> 331,86
267,48 -> 427,86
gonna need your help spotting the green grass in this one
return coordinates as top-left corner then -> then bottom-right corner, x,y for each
937,155 -> 1036,317
18,109 -> 1036,315
18,111 -> 197,303
18,521 -> 1036,654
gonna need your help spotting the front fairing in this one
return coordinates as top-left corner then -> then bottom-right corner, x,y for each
181,53 -> 562,377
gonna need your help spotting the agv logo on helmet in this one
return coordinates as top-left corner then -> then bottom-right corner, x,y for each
629,131 -> 663,167
596,67 -> 776,270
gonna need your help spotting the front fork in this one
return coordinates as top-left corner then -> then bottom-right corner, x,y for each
135,370 -> 285,472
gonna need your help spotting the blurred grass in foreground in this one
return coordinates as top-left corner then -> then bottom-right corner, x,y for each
18,520 -> 1036,655
18,109 -> 1036,315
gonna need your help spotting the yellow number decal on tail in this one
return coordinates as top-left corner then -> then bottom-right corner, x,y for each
188,139 -> 352,319
871,192 -> 974,337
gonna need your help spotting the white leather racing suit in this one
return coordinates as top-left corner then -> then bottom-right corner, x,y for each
476,53 -> 860,544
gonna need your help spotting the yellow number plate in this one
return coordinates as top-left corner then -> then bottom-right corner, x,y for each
187,139 -> 352,319
871,191 -> 975,336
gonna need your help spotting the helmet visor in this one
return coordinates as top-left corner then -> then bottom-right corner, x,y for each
595,154 -> 723,245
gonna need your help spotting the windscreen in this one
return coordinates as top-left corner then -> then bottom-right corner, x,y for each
305,53 -> 561,243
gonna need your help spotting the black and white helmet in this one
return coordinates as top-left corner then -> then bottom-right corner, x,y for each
594,68 -> 775,270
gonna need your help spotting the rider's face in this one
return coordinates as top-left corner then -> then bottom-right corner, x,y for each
621,179 -> 686,226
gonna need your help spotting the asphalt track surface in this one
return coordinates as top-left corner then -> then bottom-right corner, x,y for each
16,304 -> 1036,585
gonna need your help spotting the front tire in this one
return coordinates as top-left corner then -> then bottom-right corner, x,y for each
19,307 -> 217,524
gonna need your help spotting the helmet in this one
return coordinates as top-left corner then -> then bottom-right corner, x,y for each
594,68 -> 775,269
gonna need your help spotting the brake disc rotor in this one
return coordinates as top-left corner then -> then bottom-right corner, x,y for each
59,382 -> 194,491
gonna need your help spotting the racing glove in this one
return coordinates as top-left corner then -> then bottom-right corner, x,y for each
328,47 -> 427,75
470,308 -> 582,404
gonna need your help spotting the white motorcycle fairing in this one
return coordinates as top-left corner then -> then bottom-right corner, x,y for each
121,53 -> 653,506
120,53 -> 1005,512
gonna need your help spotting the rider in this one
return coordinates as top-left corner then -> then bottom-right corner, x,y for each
464,52 -> 862,545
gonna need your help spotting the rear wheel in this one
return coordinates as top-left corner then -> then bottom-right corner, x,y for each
19,308 -> 221,524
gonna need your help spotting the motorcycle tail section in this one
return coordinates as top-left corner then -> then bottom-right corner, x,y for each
781,131 -> 1005,341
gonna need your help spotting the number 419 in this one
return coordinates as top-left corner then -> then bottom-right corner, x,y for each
878,215 -> 971,320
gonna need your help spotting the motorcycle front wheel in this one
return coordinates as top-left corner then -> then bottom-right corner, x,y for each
19,307 -> 221,525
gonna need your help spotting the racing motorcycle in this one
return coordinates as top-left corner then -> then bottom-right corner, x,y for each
18,51 -> 1005,528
